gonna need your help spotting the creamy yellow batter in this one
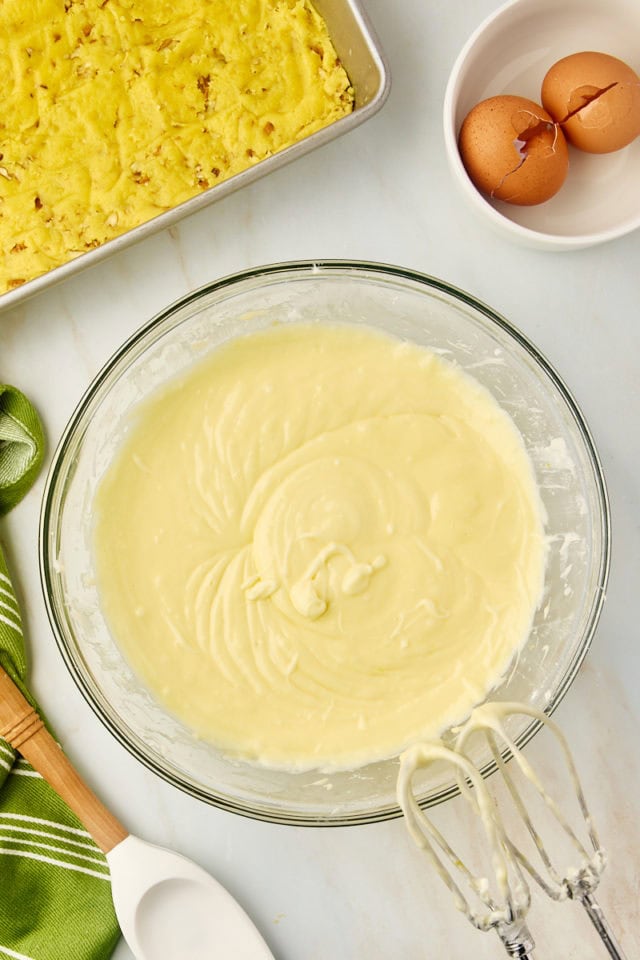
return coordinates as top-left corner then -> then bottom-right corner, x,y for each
93,323 -> 546,770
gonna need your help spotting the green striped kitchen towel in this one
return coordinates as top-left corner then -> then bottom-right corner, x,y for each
0,384 -> 120,960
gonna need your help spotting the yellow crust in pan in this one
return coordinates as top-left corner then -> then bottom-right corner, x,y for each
0,0 -> 353,291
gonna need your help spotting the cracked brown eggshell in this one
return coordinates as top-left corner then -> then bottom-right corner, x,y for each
458,95 -> 569,206
542,52 -> 640,154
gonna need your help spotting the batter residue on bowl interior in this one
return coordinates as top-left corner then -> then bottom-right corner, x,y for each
93,323 -> 546,771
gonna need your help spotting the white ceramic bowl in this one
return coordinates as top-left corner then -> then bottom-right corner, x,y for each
443,0 -> 640,250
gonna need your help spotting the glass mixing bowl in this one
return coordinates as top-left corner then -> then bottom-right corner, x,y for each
40,261 -> 610,825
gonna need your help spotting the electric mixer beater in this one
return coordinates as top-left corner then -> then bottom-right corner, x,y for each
398,702 -> 629,960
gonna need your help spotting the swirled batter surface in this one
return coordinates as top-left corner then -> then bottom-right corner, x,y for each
93,323 -> 545,770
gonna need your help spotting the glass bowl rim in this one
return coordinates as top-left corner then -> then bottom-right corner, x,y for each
39,259 -> 611,826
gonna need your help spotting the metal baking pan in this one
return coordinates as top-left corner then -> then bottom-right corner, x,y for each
0,0 -> 389,314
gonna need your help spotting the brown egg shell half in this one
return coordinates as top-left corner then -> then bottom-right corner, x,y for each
542,51 -> 640,154
458,95 -> 569,206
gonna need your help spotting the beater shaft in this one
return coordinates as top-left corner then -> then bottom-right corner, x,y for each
580,892 -> 628,960
499,921 -> 535,959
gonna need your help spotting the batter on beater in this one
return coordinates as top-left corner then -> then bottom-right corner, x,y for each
93,323 -> 546,770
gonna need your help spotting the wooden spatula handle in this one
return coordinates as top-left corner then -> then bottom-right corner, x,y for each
0,665 -> 128,853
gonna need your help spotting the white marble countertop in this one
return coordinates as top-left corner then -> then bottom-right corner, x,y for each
2,1 -> 639,957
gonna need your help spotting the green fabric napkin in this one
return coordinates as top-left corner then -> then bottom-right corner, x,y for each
0,384 -> 120,960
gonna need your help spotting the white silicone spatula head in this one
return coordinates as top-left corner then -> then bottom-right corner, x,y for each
0,666 -> 275,960
108,836 -> 275,960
